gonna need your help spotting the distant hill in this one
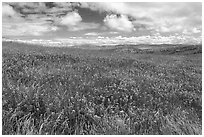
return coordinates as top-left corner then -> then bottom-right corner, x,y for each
2,41 -> 202,55
113,44 -> 202,55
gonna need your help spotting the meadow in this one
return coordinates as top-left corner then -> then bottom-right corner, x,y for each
2,41 -> 202,135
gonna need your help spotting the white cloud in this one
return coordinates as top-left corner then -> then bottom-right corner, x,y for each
53,34 -> 201,46
109,31 -> 119,34
8,2 -> 73,15
104,14 -> 134,32
2,3 -> 16,17
59,11 -> 100,31
84,32 -> 99,36
60,12 -> 82,26
192,28 -> 201,34
53,2 -> 72,8
2,3 -> 23,21
3,21 -> 58,36
97,36 -> 104,39
68,22 -> 100,31
81,2 -> 201,35
7,33 -> 201,46
80,2 -> 126,14
3,2 -> 202,43
2,3 -> 59,37
183,27 -> 201,35
3,3 -> 99,35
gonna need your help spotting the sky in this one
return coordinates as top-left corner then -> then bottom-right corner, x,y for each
2,2 -> 202,46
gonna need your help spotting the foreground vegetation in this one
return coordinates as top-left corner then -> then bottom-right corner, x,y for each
2,42 -> 202,135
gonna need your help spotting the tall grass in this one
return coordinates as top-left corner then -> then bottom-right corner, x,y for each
2,42 -> 202,135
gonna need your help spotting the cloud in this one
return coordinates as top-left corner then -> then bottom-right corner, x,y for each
2,3 -> 23,21
109,31 -> 119,34
60,12 -> 82,26
48,35 -> 202,46
5,33 -> 201,46
2,3 -> 16,17
192,28 -> 201,34
3,2 -> 201,43
183,27 -> 201,35
80,2 -> 126,14
2,3 -> 58,37
80,2 -> 202,35
67,22 -> 100,31
59,11 -> 100,31
8,2 -> 73,15
104,14 -> 134,32
97,36 -> 104,39
84,32 -> 99,36
2,2 -> 101,37
3,22 -> 58,36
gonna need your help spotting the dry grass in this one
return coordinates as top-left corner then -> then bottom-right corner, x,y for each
2,42 -> 202,135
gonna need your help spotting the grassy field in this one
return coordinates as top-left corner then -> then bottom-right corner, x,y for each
2,41 -> 202,135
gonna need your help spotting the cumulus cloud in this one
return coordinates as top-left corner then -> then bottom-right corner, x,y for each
104,14 -> 134,32
2,2 -> 201,45
2,3 -> 17,17
2,2 -> 99,37
6,2 -> 100,32
80,2 -> 202,35
59,11 -> 100,31
60,12 -> 82,26
2,3 -> 23,21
